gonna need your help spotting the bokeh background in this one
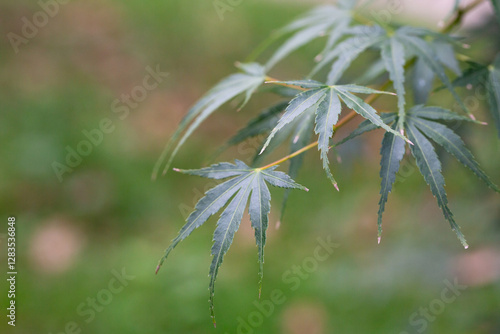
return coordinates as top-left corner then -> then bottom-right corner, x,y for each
1,0 -> 500,333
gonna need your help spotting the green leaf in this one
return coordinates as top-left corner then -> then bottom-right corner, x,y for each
487,54 -> 500,137
152,64 -> 266,179
156,161 -> 307,326
326,34 -> 386,84
409,105 -> 482,124
381,37 -> 407,128
260,87 -> 328,153
410,117 -> 499,192
261,81 -> 408,188
378,123 -> 406,242
248,172 -> 271,297
397,31 -> 469,114
405,123 -> 468,248
311,26 -> 385,80
315,88 -> 342,187
266,22 -> 331,70
333,87 -> 411,144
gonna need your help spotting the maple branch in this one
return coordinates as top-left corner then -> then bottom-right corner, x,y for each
259,1 -> 483,171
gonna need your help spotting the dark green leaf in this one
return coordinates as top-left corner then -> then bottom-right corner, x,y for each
405,123 -> 468,248
409,105 -> 481,123
397,32 -> 469,114
381,37 -> 406,127
411,117 -> 499,192
378,123 -> 406,242
334,87 -> 410,144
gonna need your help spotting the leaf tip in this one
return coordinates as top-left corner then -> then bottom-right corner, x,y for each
293,135 -> 300,144
173,168 -> 181,172
304,187 -> 310,192
377,236 -> 381,245
314,54 -> 323,62
468,114 -> 476,121
334,183 -> 339,192
462,43 -> 471,49
155,264 -> 161,275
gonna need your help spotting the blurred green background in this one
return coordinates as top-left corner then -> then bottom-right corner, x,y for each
1,0 -> 500,333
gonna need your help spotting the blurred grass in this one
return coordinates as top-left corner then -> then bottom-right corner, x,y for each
1,0 -> 500,333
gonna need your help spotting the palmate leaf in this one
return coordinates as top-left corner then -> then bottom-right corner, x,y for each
336,105 -> 498,244
405,121 -> 469,248
155,160 -> 307,326
403,106 -> 498,247
261,80 -> 410,188
314,24 -> 464,124
152,63 -> 266,179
